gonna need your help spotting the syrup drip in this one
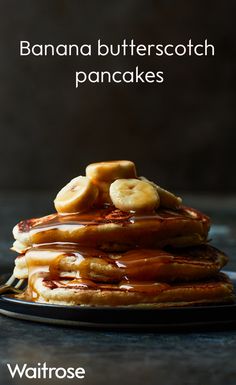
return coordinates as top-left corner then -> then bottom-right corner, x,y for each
42,276 -> 170,295
19,206 -> 208,235
17,206 -> 210,302
23,244 -> 218,301
16,206 -> 209,252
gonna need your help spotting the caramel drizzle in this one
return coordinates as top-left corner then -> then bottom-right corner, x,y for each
24,244 -> 218,300
17,206 -> 210,301
19,206 -> 208,235
42,277 -> 170,295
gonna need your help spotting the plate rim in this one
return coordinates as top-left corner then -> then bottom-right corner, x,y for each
1,293 -> 236,312
1,308 -> 236,330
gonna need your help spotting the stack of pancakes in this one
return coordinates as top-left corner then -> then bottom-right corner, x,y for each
13,161 -> 234,307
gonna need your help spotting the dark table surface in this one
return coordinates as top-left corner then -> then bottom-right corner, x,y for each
0,192 -> 236,385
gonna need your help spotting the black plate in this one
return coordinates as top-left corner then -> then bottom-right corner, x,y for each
0,271 -> 236,330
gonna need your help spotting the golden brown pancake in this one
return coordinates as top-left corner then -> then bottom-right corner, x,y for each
21,273 -> 234,307
12,206 -> 210,252
14,244 -> 228,283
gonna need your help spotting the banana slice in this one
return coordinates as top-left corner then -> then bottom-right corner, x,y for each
93,180 -> 112,205
86,160 -> 137,182
54,176 -> 99,214
140,177 -> 182,209
110,179 -> 159,212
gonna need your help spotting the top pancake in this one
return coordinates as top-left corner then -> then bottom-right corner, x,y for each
12,206 -> 210,252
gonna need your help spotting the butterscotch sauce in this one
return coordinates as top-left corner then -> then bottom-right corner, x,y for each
40,275 -> 228,294
42,276 -> 170,295
18,206 -> 208,235
22,243 -> 222,301
14,205 -> 210,255
17,206 -> 210,302
25,246 -> 171,283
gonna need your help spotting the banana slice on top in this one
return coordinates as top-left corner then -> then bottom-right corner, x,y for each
86,160 -> 137,182
93,180 -> 112,205
110,179 -> 160,212
140,177 -> 182,209
54,176 -> 99,214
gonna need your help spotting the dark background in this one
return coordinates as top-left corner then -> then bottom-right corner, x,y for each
0,0 -> 235,195
1,5 -> 236,385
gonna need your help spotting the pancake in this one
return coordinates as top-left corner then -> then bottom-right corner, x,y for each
20,273 -> 234,307
9,160 -> 235,308
14,244 -> 228,283
12,206 -> 210,253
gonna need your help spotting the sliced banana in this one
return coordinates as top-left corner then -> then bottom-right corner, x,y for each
140,177 -> 182,209
93,180 -> 112,205
54,176 -> 98,214
86,160 -> 137,182
110,179 -> 160,212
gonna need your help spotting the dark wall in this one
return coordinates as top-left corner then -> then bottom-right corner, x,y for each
0,0 -> 235,194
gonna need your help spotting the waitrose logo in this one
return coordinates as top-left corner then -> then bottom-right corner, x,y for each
7,362 -> 85,379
